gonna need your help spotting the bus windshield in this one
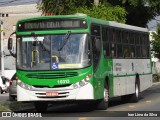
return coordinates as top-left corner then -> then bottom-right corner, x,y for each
17,33 -> 91,70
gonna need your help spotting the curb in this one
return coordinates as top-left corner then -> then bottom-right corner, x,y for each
152,82 -> 160,85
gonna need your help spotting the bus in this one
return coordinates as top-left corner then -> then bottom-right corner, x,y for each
8,15 -> 152,112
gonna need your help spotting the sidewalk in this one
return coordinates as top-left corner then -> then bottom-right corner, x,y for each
152,82 -> 160,85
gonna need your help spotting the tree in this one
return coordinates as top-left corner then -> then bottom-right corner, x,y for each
151,23 -> 160,59
77,4 -> 126,23
37,0 -> 127,23
104,0 -> 160,27
37,0 -> 94,15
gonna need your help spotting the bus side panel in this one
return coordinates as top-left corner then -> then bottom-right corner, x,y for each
139,74 -> 152,92
93,58 -> 113,100
113,76 -> 135,96
112,59 -> 152,97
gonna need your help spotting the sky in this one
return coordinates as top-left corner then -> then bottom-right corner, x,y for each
147,16 -> 160,31
0,0 -> 39,6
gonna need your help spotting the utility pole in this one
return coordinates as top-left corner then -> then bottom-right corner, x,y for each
0,13 -> 8,76
94,0 -> 99,5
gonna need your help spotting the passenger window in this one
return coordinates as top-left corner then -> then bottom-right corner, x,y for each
111,43 -> 116,57
102,27 -> 109,42
122,31 -> 129,43
136,46 -> 142,58
116,30 -> 122,43
142,46 -> 147,58
129,33 -> 135,44
135,34 -> 140,44
103,43 -> 110,57
112,29 -> 116,42
123,45 -> 130,58
130,45 -> 135,58
117,44 -> 123,58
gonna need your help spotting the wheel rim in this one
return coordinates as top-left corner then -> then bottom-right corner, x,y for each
135,84 -> 139,98
104,88 -> 109,102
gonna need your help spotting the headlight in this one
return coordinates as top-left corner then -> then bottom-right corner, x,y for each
17,79 -> 34,91
73,74 -> 92,89
84,74 -> 91,82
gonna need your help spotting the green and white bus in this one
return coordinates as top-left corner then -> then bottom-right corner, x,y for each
8,15 -> 152,111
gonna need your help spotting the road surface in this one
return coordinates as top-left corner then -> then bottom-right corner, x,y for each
0,83 -> 160,119
0,92 -> 10,103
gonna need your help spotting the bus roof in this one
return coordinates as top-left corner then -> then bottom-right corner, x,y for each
108,21 -> 148,33
17,15 -> 148,33
89,17 -> 148,33
17,15 -> 88,22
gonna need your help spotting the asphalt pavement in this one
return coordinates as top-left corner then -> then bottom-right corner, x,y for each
0,92 -> 10,103
0,83 -> 160,119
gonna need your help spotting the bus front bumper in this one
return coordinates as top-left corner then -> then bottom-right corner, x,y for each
17,83 -> 94,101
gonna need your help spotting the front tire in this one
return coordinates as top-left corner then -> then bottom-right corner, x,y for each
96,83 -> 109,110
34,102 -> 48,112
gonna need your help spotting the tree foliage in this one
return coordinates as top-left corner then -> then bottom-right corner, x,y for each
38,0 -> 160,27
151,24 -> 160,59
37,0 -> 127,23
104,0 -> 160,27
37,0 -> 94,15
77,4 -> 126,23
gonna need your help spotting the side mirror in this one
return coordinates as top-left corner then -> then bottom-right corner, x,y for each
8,38 -> 13,50
8,32 -> 16,57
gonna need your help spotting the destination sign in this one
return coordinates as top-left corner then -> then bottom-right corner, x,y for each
18,18 -> 87,31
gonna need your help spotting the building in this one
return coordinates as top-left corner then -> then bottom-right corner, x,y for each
0,3 -> 41,39
0,1 -> 41,78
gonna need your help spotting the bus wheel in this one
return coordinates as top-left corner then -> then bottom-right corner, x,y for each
96,84 -> 109,110
130,82 -> 139,102
34,102 -> 48,112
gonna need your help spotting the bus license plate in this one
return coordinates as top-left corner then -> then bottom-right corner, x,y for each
46,92 -> 59,96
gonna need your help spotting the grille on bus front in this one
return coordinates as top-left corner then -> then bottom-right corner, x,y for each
26,72 -> 78,79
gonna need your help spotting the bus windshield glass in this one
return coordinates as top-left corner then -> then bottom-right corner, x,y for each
17,34 -> 91,70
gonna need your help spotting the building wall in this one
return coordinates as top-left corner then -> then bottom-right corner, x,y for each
0,4 -> 41,40
0,4 -> 41,75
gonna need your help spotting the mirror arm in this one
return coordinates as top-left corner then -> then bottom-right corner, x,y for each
9,32 -> 16,38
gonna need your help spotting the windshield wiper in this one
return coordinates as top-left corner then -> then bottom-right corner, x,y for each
31,32 -> 46,51
58,31 -> 71,51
